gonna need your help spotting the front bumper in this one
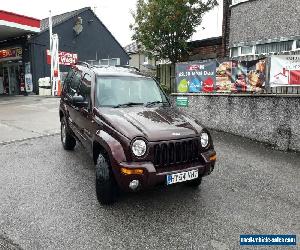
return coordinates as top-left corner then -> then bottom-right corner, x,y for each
112,149 -> 216,192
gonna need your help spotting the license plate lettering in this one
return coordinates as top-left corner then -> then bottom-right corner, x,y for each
167,169 -> 198,185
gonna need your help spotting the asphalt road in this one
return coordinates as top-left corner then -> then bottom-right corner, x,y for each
0,129 -> 299,249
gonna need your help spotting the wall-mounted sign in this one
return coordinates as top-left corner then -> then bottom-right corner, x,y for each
231,0 -> 250,6
176,96 -> 189,107
0,47 -> 22,60
270,55 -> 300,86
176,61 -> 216,93
46,50 -> 78,66
25,73 -> 33,92
216,59 -> 266,93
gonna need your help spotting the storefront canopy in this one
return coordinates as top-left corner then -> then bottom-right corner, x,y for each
0,10 -> 40,41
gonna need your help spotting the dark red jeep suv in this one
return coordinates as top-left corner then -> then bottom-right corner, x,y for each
59,62 -> 216,204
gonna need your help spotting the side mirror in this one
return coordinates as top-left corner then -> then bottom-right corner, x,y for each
72,95 -> 88,108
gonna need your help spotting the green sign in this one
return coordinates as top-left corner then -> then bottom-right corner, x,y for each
176,96 -> 189,107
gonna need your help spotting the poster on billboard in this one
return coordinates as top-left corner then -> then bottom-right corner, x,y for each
270,55 -> 300,86
176,61 -> 216,93
216,61 -> 236,92
216,59 -> 266,93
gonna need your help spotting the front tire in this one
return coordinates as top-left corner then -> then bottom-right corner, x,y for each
95,154 -> 118,205
61,118 -> 76,150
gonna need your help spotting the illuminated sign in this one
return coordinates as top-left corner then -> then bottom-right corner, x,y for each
0,47 -> 22,59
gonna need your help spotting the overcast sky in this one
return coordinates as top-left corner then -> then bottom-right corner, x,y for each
2,0 -> 223,47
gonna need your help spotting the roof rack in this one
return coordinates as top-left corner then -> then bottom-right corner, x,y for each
115,65 -> 140,72
75,62 -> 140,72
75,61 -> 91,68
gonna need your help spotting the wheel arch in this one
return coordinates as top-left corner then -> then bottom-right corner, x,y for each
59,109 -> 64,121
93,140 -> 110,165
92,131 -> 127,166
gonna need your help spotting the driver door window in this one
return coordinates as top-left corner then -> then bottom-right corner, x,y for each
69,71 -> 82,97
78,73 -> 92,110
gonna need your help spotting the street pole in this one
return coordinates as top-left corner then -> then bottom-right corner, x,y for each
49,10 -> 60,96
49,10 -> 54,96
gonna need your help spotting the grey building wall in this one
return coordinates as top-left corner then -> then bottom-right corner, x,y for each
229,0 -> 300,47
171,94 -> 300,152
29,9 -> 129,93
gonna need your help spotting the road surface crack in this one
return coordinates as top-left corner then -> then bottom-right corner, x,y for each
0,133 -> 60,146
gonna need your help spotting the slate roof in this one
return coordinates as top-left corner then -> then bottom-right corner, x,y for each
40,7 -> 90,31
124,41 -> 140,54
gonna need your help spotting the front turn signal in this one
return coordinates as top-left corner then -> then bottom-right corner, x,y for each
209,154 -> 217,161
120,168 -> 144,175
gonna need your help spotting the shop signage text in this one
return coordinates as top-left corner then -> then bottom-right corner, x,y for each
46,50 -> 78,66
176,61 -> 216,93
0,48 -> 22,60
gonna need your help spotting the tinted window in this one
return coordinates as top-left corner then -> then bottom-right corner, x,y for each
63,69 -> 74,94
69,70 -> 82,96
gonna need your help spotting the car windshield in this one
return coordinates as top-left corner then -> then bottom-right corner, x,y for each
96,76 -> 169,107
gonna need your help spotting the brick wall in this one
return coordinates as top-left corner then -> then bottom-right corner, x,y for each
221,0 -> 231,57
189,43 -> 223,60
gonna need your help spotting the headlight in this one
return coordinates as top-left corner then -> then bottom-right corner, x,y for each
200,132 -> 209,148
131,139 -> 147,157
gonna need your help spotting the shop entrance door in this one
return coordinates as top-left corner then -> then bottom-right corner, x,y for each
1,64 -> 21,95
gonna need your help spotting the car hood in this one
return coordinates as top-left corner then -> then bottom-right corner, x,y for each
95,106 -> 203,142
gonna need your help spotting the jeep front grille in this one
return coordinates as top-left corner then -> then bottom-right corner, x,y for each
153,138 -> 200,167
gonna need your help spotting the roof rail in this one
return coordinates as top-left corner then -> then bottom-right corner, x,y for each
115,65 -> 140,72
75,61 -> 91,68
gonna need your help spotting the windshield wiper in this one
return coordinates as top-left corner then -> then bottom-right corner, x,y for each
145,101 -> 169,107
113,102 -> 144,108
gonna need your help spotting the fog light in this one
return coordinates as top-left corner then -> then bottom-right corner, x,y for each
129,180 -> 140,190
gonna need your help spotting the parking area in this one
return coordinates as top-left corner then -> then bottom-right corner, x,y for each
0,96 -> 299,249
0,96 -> 60,143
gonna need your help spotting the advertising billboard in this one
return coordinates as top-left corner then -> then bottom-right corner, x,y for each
176,61 -> 216,93
216,59 -> 266,93
270,55 -> 300,86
